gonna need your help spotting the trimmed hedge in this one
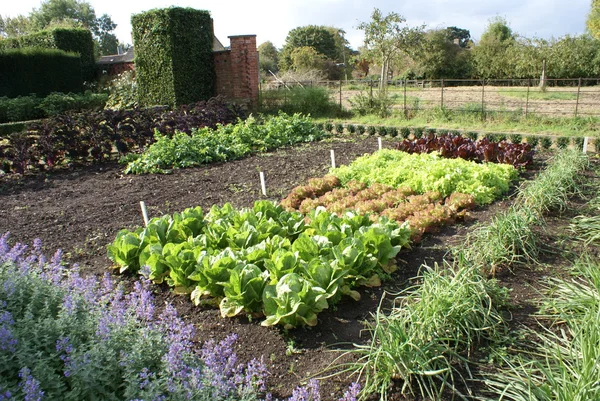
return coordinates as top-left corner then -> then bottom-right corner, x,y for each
0,48 -> 83,98
0,28 -> 95,81
131,7 -> 215,107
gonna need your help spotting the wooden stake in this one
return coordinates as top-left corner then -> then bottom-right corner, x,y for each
139,201 -> 149,227
259,172 -> 267,196
330,149 -> 336,168
378,137 -> 382,150
583,137 -> 589,154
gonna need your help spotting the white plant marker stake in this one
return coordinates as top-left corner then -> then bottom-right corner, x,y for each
259,171 -> 267,196
583,137 -> 589,154
139,201 -> 149,227
378,137 -> 382,151
331,149 -> 336,168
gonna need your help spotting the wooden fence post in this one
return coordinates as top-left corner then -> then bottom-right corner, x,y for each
525,79 -> 530,118
481,79 -> 486,122
404,79 -> 408,118
575,77 -> 582,117
441,79 -> 444,108
339,80 -> 342,110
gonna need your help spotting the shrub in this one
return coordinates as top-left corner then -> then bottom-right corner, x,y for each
526,136 -> 539,148
541,137 -> 553,149
0,28 -> 95,81
280,86 -> 336,117
349,91 -> 392,117
347,124 -> 356,133
389,127 -> 398,137
335,123 -> 344,134
132,7 -> 215,107
357,124 -> 365,134
466,131 -> 478,140
376,126 -> 387,136
324,122 -> 334,132
556,137 -> 569,149
426,128 -> 436,136
367,125 -> 376,135
400,127 -> 411,139
0,48 -> 82,98
509,133 -> 523,144
104,71 -> 138,110
572,137 -> 585,150
413,127 -> 424,139
437,129 -> 449,136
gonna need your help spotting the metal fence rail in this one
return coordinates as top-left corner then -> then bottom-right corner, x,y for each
259,78 -> 600,118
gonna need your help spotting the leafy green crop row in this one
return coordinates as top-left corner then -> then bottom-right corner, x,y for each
124,113 -> 328,174
331,150 -> 518,205
108,201 -> 411,329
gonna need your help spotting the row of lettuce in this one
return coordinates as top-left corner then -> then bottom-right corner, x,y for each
109,149 -> 520,328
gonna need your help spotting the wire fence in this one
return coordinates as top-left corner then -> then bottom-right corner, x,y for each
259,78 -> 600,118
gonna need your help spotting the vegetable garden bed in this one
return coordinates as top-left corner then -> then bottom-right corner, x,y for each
2,131 -> 581,400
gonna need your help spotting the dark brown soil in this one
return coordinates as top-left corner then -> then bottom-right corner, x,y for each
0,134 -> 566,400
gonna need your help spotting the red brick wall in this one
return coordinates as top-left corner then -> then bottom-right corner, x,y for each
213,35 -> 259,109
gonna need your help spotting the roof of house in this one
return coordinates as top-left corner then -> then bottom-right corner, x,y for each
98,35 -> 227,65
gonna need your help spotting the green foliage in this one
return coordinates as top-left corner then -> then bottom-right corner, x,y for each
589,0 -> 600,39
279,25 -> 338,71
357,124 -> 366,134
376,126 -> 387,136
526,135 -> 539,148
572,136 -> 585,150
258,40 -> 279,75
0,48 -> 82,98
260,86 -> 338,117
0,92 -> 106,123
472,17 -> 516,78
541,136 -> 553,149
389,127 -> 398,137
400,127 -> 410,138
367,125 -> 376,135
466,131 -> 478,140
131,7 -> 214,107
349,90 -> 393,118
412,28 -> 473,79
0,27 -> 95,81
324,121 -> 334,132
413,127 -> 424,138
556,136 -> 570,149
332,150 -> 518,205
347,124 -> 356,133
509,133 -> 522,144
125,113 -> 329,174
104,71 -> 138,110
335,123 -> 344,134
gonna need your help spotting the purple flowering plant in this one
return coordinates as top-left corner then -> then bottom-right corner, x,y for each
0,233 -> 361,401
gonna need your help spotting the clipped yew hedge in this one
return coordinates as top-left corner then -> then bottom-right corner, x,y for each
0,48 -> 83,98
131,7 -> 215,107
0,28 -> 95,81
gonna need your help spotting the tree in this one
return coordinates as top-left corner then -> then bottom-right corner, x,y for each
279,25 -> 337,71
587,0 -> 600,39
445,26 -> 471,48
258,41 -> 279,75
412,28 -> 473,79
357,8 -> 424,89
472,17 -> 516,78
289,46 -> 326,71
0,15 -> 35,37
1,0 -> 119,56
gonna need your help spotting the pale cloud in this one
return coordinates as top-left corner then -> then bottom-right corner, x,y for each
2,0 -> 591,50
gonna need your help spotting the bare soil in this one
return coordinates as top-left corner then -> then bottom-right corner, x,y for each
0,134 -> 578,400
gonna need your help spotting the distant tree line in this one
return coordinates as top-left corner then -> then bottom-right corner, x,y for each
260,4 -> 600,83
0,0 -> 121,56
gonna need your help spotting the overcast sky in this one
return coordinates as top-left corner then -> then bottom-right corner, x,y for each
2,0 -> 592,50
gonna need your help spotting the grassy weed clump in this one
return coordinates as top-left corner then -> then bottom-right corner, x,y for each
345,259 -> 508,400
485,256 -> 600,400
